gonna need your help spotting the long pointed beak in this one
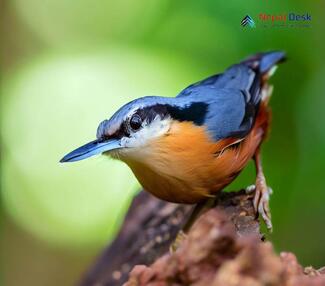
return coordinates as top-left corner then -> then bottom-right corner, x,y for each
60,139 -> 122,163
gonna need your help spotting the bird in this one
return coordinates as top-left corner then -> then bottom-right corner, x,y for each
60,51 -> 286,230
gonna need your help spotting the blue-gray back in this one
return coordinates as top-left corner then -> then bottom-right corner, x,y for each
174,51 -> 285,140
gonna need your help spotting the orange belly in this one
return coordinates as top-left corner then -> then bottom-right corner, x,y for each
124,104 -> 270,204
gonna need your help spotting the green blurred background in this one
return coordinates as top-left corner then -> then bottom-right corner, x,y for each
0,0 -> 324,285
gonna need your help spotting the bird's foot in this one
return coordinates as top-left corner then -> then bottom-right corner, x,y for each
245,184 -> 256,194
245,182 -> 273,231
170,230 -> 187,253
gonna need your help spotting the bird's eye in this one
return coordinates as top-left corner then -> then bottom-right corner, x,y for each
129,114 -> 142,131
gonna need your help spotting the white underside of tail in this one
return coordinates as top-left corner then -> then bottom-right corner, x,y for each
261,84 -> 274,103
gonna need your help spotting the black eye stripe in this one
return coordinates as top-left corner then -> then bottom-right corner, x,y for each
127,102 -> 208,129
134,105 -> 168,124
166,102 -> 208,125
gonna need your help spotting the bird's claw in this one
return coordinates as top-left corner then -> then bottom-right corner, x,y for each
245,183 -> 273,231
170,230 -> 187,252
245,184 -> 256,194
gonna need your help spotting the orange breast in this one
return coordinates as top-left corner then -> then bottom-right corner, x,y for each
125,105 -> 270,204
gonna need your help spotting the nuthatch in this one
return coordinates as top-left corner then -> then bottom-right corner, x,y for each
61,51 -> 286,230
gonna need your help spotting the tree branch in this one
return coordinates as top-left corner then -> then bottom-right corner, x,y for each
80,190 -> 325,286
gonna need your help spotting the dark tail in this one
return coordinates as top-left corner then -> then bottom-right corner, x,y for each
177,51 -> 286,100
239,51 -> 286,106
242,51 -> 286,75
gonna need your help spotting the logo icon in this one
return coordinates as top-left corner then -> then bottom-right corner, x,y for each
241,15 -> 256,28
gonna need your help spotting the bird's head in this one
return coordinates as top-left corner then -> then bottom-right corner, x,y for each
60,96 -> 183,163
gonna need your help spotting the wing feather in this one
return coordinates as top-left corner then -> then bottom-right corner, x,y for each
176,51 -> 285,141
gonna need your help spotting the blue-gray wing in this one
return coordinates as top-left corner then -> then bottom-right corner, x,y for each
175,87 -> 249,141
175,51 -> 285,141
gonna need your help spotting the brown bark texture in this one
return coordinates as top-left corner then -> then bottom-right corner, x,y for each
80,190 -> 325,286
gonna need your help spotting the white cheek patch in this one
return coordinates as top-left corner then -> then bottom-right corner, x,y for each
121,116 -> 171,148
